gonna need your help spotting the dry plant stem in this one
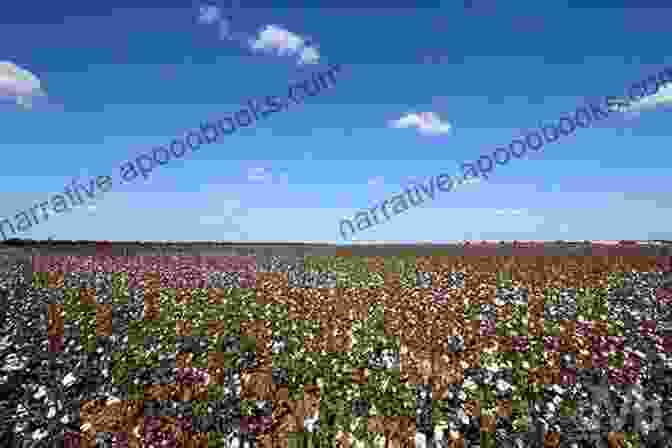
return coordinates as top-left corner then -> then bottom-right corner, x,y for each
51,251 -> 667,447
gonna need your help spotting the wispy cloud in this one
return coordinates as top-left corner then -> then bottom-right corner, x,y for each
388,111 -> 452,136
196,5 -> 321,66
0,61 -> 47,110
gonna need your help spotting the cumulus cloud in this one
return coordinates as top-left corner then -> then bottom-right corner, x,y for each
0,61 -> 47,110
388,111 -> 452,136
251,25 -> 304,55
250,25 -> 321,65
196,4 -> 321,67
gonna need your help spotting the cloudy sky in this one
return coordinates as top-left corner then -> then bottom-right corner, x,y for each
1,0 -> 671,244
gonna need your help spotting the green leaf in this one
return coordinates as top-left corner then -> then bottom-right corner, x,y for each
609,352 -> 625,368
207,432 -> 227,447
111,272 -> 130,304
623,431 -> 641,448
32,271 -> 48,289
192,400 -> 209,416
512,400 -> 529,432
464,302 -> 480,320
240,335 -> 257,353
208,384 -> 227,401
559,399 -> 576,417
496,271 -> 513,287
481,431 -> 497,448
110,352 -> 129,385
543,319 -> 561,336
608,319 -> 625,337
128,383 -> 144,400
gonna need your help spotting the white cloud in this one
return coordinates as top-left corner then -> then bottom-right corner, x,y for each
0,61 -> 47,110
198,4 -> 221,25
251,25 -> 305,56
197,10 -> 321,66
388,111 -> 452,136
298,45 -> 321,65
249,25 -> 320,65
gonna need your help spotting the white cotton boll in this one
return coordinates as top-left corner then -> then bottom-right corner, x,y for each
32,429 -> 49,440
551,384 -> 564,394
33,385 -> 47,399
304,415 -> 319,432
415,432 -> 427,448
496,379 -> 511,392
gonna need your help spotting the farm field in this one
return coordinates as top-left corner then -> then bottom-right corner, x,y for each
0,243 -> 671,447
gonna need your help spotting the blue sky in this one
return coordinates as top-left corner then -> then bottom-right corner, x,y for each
1,1 -> 671,244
